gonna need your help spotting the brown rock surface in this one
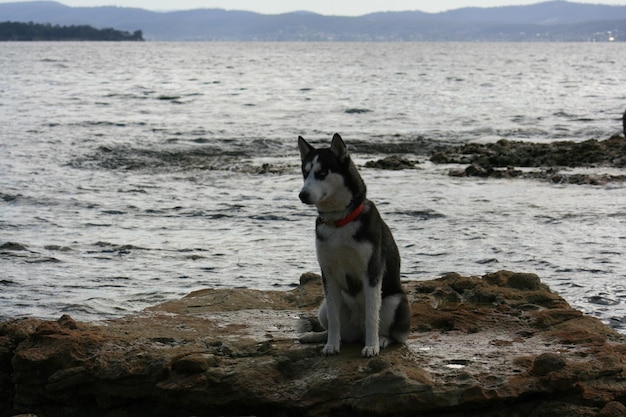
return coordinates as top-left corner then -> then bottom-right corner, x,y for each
2,270 -> 626,417
431,135 -> 626,183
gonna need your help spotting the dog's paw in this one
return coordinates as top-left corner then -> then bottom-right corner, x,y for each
379,336 -> 393,349
322,344 -> 340,356
362,345 -> 380,357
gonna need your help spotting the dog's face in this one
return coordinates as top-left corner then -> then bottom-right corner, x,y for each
298,135 -> 353,212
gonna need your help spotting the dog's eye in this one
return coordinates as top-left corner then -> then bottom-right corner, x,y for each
316,170 -> 329,179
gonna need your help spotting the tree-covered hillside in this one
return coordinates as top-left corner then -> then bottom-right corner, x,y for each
0,21 -> 144,41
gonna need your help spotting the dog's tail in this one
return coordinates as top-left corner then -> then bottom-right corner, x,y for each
297,315 -> 324,332
297,316 -> 327,344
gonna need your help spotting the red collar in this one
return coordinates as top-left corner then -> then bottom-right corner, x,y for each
318,203 -> 364,228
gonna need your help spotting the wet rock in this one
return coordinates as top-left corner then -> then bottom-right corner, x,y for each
508,272 -> 541,290
57,315 -> 78,330
2,271 -> 626,417
299,271 -> 320,286
601,401 -> 626,417
365,155 -> 417,170
367,357 -> 389,373
0,242 -> 28,251
344,108 -> 371,114
73,144 -> 253,172
449,164 -> 523,179
348,135 -> 445,155
464,163 -> 491,177
171,353 -> 220,373
433,136 -> 626,168
251,163 -> 291,174
548,172 -> 626,185
434,135 -> 626,184
531,352 -> 566,376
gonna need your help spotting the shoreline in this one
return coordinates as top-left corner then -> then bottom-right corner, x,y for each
429,134 -> 626,184
93,133 -> 626,184
2,271 -> 626,416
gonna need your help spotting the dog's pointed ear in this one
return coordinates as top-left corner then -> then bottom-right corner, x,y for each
298,136 -> 314,161
330,133 -> 348,160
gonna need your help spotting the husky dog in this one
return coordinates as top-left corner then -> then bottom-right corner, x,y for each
297,133 -> 411,357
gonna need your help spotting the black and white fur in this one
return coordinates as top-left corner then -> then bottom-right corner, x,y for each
297,133 -> 411,357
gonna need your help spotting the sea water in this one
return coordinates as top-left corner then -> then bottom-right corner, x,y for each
1,42 -> 625,329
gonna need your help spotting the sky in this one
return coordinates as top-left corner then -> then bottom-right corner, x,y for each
2,0 -> 626,15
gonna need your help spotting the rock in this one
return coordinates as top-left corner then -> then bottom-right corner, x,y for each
365,155 -> 417,170
344,108 -> 371,114
2,270 -> 626,417
433,136 -> 626,168
0,242 -> 28,251
433,135 -> 626,184
56,315 -> 78,330
601,401 -> 626,417
299,271 -> 320,286
548,172 -> 626,185
464,163 -> 490,177
531,352 -> 566,376
508,272 -> 541,290
338,135 -> 445,156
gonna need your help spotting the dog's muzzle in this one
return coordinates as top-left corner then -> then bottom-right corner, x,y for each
299,190 -> 312,204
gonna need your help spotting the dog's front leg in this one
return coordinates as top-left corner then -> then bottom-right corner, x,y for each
362,280 -> 382,357
322,276 -> 342,356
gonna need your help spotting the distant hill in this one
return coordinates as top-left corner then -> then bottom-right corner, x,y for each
0,0 -> 625,41
0,21 -> 144,40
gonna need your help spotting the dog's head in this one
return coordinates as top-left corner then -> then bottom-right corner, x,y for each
298,133 -> 365,213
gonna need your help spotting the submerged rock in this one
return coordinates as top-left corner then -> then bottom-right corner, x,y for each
432,136 -> 626,168
432,135 -> 626,183
0,242 -> 29,251
365,155 -> 417,170
2,270 -> 626,417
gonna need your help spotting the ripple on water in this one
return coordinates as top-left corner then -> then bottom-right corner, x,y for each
2,42 -> 626,325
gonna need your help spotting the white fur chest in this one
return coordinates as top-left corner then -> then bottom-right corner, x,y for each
315,220 -> 372,288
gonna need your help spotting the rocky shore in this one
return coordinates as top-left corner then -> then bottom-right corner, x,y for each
430,134 -> 626,184
363,134 -> 626,185
2,271 -> 626,417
